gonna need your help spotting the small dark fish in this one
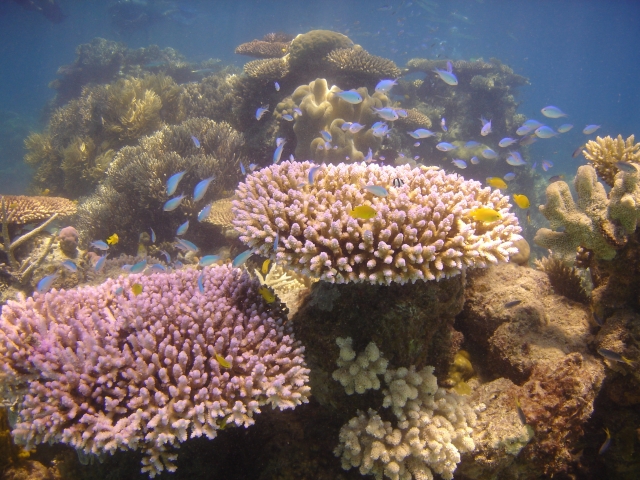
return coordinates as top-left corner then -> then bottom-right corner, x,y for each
592,310 -> 604,326
548,175 -> 565,183
572,146 -> 584,158
505,300 -> 522,308
515,397 -> 527,425
598,348 -> 634,366
599,428 -> 611,455
615,161 -> 638,173
392,178 -> 404,187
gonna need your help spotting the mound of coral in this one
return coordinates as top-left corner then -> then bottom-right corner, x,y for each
0,264 -> 310,477
233,161 -> 521,285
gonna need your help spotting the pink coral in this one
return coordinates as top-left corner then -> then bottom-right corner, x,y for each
233,161 -> 521,285
0,265 -> 309,477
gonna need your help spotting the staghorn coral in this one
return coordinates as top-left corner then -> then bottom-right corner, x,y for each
76,118 -> 245,251
583,134 -> 640,187
275,78 -> 391,163
335,363 -> 479,480
233,161 -> 522,285
243,58 -> 290,80
326,45 -> 402,83
332,337 -> 388,395
534,255 -> 589,304
535,164 -> 640,260
287,30 -> 353,75
0,264 -> 310,477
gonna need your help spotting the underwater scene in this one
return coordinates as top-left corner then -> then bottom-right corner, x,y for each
1,0 -> 640,478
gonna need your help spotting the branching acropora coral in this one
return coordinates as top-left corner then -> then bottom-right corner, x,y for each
326,45 -> 402,81
0,264 -> 310,477
583,134 -> 640,187
232,161 -> 522,285
332,337 -> 389,395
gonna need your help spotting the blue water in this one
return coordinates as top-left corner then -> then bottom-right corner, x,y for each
1,0 -> 639,192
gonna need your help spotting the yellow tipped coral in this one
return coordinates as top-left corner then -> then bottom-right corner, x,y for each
583,134 -> 640,187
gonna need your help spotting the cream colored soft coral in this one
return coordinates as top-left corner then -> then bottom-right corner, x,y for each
332,337 -> 389,395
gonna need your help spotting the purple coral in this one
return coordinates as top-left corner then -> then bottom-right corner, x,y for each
0,265 -> 309,477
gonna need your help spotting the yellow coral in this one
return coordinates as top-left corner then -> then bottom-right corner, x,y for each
254,263 -> 315,317
583,134 -> 640,187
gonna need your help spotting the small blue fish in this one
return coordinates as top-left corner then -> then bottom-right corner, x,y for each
199,255 -> 220,267
414,142 -> 421,147
193,176 -> 215,202
166,171 -> 186,196
94,254 -> 107,272
197,272 -> 205,293
115,286 -> 124,295
255,105 -> 269,120
282,114 -> 294,121
163,194 -> 186,212
557,124 -> 574,133
364,185 -> 388,197
60,260 -> 77,272
148,263 -> 167,273
320,130 -> 332,142
516,125 -> 533,136
150,228 -> 156,243
375,79 -> 397,94
36,273 -> 59,294
433,67 -> 458,85
293,107 -> 302,116
274,82 -> 280,91
373,107 -> 398,121
440,117 -> 447,132
130,259 -> 147,274
532,161 -> 538,170
535,126 -> 558,138
504,172 -> 516,181
274,232 -> 279,252
334,90 -> 363,104
452,159 -> 467,169
191,135 -> 201,148
436,142 -> 457,152
519,135 -> 538,146
482,148 -> 498,159
409,128 -> 436,139
470,156 -> 480,165
349,123 -> 365,133
599,428 -> 611,455
308,165 -> 321,185
341,122 -> 352,131
232,249 -> 253,268
523,119 -> 544,129
159,250 -> 171,263
198,203 -> 212,222
465,140 -> 481,148
615,161 -> 638,173
396,109 -> 407,118
541,106 -> 567,118
480,118 -> 492,136
240,162 -> 246,175
583,124 -> 601,134
90,240 -> 109,251
371,124 -> 390,137
542,160 -> 553,171
176,220 -> 189,236
499,137 -> 517,148
273,139 -> 286,164
364,148 -> 373,163
506,151 -> 526,166
174,260 -> 184,268
176,238 -> 198,252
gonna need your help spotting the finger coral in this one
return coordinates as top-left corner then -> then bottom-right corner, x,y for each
232,161 -> 522,285
0,264 -> 310,477
583,134 -> 640,187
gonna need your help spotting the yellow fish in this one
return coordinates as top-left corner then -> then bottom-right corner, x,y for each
131,283 -> 143,296
470,207 -> 502,222
261,259 -> 271,275
215,353 -> 231,368
512,194 -> 530,209
258,285 -> 276,304
349,205 -> 376,220
486,177 -> 507,189
41,189 -> 50,196
106,233 -> 119,245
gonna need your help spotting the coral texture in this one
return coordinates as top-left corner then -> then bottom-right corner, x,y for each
335,364 -> 478,480
326,45 -> 402,82
583,134 -> 640,187
0,264 -> 310,477
535,165 -> 640,260
233,161 -> 521,285
0,195 -> 76,225
57,226 -> 79,256
287,30 -> 353,74
332,337 -> 388,395
243,58 -> 290,80
254,263 -> 315,318
234,33 -> 292,59
534,255 -> 589,304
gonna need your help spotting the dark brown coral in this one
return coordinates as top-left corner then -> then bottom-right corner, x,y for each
534,255 -> 590,304
326,45 -> 401,81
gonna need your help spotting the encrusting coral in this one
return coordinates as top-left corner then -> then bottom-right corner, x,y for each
535,164 -> 640,260
75,117 -> 245,251
0,264 -> 310,477
583,134 -> 640,187
233,161 -> 522,285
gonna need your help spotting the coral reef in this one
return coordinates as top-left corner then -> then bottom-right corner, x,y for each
253,263 -> 315,318
326,45 -> 402,84
0,264 -> 310,477
243,57 -> 290,81
0,195 -> 76,225
233,161 -> 521,285
332,337 -> 389,395
234,33 -> 292,59
534,255 -> 590,304
275,78 -> 392,163
534,165 -> 637,260
583,134 -> 640,187
57,226 -> 79,256
75,117 -> 245,251
335,362 -> 478,480
287,30 -> 353,75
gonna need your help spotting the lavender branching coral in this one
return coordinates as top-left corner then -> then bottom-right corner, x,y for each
233,161 -> 521,285
0,264 -> 310,477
